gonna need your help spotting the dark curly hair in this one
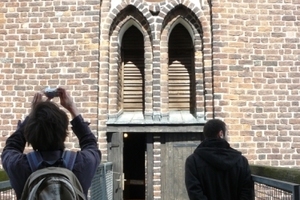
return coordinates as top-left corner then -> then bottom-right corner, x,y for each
203,119 -> 227,139
24,101 -> 69,151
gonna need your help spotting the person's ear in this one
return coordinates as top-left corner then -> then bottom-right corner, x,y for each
218,131 -> 224,139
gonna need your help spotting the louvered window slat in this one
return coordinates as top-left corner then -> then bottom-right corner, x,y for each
121,26 -> 145,111
168,24 -> 194,111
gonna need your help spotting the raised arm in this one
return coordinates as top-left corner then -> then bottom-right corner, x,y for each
56,87 -> 80,119
56,87 -> 101,194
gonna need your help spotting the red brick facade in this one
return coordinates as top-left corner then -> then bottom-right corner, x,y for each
1,0 -> 300,198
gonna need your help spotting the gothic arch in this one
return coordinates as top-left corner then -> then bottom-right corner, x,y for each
160,4 -> 208,119
106,5 -> 153,117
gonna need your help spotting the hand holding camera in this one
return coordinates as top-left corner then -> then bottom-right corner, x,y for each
42,87 -> 80,118
30,87 -> 59,108
44,87 -> 59,99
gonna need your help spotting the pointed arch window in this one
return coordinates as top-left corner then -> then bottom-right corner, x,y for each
168,24 -> 196,113
120,26 -> 145,111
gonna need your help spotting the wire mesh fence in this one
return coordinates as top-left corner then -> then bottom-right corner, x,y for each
0,162 -> 113,200
1,170 -> 300,200
255,182 -> 293,199
0,181 -> 17,200
89,162 -> 113,200
253,175 -> 300,200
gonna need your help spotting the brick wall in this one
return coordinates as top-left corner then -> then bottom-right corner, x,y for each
1,0 -> 300,198
212,0 -> 300,167
0,0 -> 300,199
0,0 -> 101,151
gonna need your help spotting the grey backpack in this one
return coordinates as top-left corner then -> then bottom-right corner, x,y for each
20,151 -> 86,200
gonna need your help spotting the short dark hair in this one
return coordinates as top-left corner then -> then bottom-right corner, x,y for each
203,119 -> 226,139
24,101 -> 69,151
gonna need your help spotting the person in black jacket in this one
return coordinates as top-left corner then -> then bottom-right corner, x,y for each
1,87 -> 101,199
185,119 -> 254,200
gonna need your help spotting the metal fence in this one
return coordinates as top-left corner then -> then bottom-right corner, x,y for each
253,175 -> 300,200
0,162 -> 113,200
0,180 -> 16,200
1,170 -> 300,199
89,162 -> 113,200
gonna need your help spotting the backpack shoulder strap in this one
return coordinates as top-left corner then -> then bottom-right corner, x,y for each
27,151 -> 43,172
62,150 -> 77,170
27,151 -> 77,172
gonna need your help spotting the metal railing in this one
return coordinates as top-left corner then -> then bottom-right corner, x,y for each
0,180 -> 16,200
253,175 -> 300,200
0,162 -> 113,200
89,162 -> 113,200
1,169 -> 300,199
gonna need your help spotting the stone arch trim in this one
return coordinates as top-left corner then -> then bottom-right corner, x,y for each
160,2 -> 212,119
158,0 -> 211,25
106,5 -> 153,117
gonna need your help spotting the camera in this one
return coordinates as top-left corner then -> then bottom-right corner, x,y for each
44,87 -> 59,98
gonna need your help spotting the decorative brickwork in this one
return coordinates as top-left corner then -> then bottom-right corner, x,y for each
2,0 -> 300,199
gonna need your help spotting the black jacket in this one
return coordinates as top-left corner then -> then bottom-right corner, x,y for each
185,139 -> 254,200
1,115 -> 101,199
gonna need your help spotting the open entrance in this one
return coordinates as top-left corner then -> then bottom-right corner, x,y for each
123,133 -> 146,200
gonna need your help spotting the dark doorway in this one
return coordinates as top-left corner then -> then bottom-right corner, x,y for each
123,133 -> 146,200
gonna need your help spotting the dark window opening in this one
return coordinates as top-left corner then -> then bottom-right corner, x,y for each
168,23 -> 195,113
121,26 -> 145,112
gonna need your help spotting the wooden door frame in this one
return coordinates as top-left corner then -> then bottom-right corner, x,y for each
107,132 -> 124,200
107,132 -> 154,200
146,133 -> 153,200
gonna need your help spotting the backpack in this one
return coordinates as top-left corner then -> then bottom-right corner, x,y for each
20,151 -> 86,200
